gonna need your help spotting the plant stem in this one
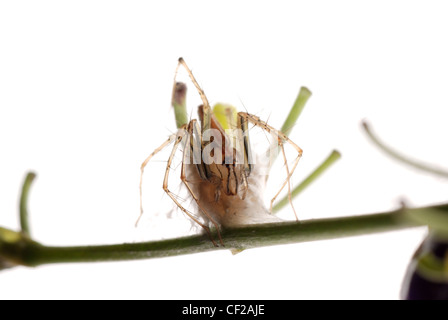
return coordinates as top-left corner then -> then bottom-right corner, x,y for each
172,82 -> 188,128
272,150 -> 341,213
19,172 -> 36,236
271,86 -> 312,165
1,205 -> 429,268
281,86 -> 312,137
362,121 -> 448,179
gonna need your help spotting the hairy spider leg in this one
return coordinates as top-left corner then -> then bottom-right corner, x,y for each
137,134 -> 176,226
238,112 -> 303,221
176,57 -> 211,133
163,127 -> 219,247
180,120 -> 224,246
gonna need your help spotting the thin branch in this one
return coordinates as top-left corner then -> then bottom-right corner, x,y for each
0,205 -> 430,269
281,86 -> 312,137
271,86 -> 312,164
19,172 -> 36,236
362,121 -> 448,179
272,150 -> 341,213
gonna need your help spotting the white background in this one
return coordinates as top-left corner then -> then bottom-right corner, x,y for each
1,1 -> 448,300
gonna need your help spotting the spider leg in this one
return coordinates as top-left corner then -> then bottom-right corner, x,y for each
179,120 -> 224,246
176,58 -> 211,112
137,133 -> 176,226
269,151 -> 301,218
176,57 -> 211,132
238,112 -> 303,221
163,127 -> 219,247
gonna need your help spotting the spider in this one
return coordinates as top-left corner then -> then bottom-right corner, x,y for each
139,58 -> 303,246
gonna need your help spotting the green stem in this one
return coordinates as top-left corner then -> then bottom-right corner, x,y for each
281,86 -> 312,137
19,172 -> 36,236
272,150 -> 341,213
271,86 -> 312,165
1,205 -> 430,268
362,121 -> 448,178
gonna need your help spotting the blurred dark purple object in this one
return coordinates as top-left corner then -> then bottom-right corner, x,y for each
401,233 -> 448,300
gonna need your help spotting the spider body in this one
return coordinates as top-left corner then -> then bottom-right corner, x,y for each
139,58 -> 303,246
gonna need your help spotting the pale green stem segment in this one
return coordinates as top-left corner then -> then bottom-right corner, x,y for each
19,172 -> 36,236
172,82 -> 189,128
403,206 -> 448,234
271,86 -> 312,166
362,121 -> 448,179
281,86 -> 312,137
272,150 -> 341,213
